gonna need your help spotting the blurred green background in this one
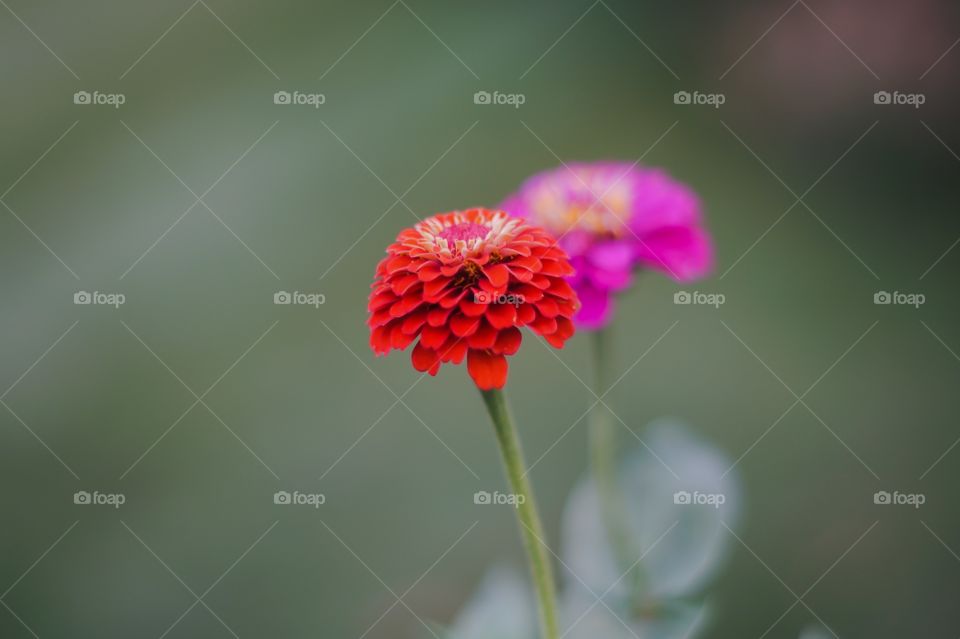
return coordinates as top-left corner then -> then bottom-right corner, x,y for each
1,0 -> 958,636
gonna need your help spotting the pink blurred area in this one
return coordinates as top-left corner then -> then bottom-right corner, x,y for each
717,0 -> 958,120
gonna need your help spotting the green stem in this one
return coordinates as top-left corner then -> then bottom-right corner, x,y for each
480,388 -> 559,639
589,328 -> 635,577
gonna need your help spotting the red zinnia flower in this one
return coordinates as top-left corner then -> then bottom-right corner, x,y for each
368,208 -> 579,390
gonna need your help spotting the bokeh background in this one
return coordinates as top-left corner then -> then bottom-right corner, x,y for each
1,0 -> 959,636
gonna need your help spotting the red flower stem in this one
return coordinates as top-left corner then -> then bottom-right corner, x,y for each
589,327 -> 637,583
480,388 -> 560,639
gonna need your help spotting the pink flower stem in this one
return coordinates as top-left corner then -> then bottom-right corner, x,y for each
589,328 -> 636,580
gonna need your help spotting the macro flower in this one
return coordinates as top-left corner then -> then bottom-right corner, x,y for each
368,208 -> 579,390
501,163 -> 713,329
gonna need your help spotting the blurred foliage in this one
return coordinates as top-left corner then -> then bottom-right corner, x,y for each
449,422 -> 740,639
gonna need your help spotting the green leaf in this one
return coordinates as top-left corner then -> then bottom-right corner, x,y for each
562,420 -> 743,605
447,565 -> 535,639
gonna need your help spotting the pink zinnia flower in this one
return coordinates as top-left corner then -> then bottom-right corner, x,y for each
500,163 -> 713,329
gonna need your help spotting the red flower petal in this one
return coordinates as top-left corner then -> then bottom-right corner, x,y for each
384,254 -> 412,274
438,288 -> 469,308
477,277 -> 507,297
485,302 -> 517,329
458,298 -> 486,317
529,315 -> 558,335
390,273 -> 420,295
427,306 -> 454,327
439,337 -> 467,364
535,297 -> 559,318
369,308 -> 393,328
543,316 -> 575,348
467,349 -> 508,390
467,320 -> 498,349
508,255 -> 542,272
514,284 -> 544,303
369,291 -> 397,311
506,265 -> 534,282
401,309 -> 428,335
528,275 -> 551,289
370,325 -> 391,354
547,278 -> 575,300
423,277 -> 450,301
539,259 -> 575,277
450,313 -> 481,337
390,294 -> 423,318
420,324 -> 448,349
417,262 -> 443,281
412,342 -> 441,375
483,263 -> 510,288
390,322 -> 415,349
494,327 -> 522,355
517,304 -> 536,325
